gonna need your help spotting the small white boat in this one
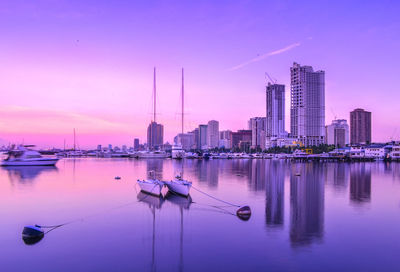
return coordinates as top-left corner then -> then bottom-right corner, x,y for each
137,171 -> 165,196
1,146 -> 59,167
165,175 -> 192,196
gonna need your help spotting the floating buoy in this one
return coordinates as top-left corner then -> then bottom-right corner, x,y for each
115,176 -> 121,180
236,205 -> 251,221
295,173 -> 301,176
22,225 -> 44,245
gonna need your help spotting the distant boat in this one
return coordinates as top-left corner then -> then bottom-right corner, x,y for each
165,174 -> 192,197
172,145 -> 185,159
137,171 -> 165,196
138,150 -> 168,159
1,145 -> 59,166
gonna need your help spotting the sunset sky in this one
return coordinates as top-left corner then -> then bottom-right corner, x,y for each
0,0 -> 399,148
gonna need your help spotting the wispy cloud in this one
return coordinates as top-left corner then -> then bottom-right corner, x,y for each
227,42 -> 301,71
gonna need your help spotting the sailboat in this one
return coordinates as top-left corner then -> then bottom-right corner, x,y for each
166,69 -> 193,196
137,170 -> 165,196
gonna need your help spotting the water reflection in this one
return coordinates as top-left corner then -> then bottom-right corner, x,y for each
350,163 -> 371,204
249,160 -> 267,191
146,159 -> 164,180
193,160 -> 219,188
4,166 -> 58,184
265,161 -> 285,229
290,163 -> 325,247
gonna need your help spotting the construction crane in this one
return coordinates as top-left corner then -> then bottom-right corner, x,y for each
265,72 -> 277,84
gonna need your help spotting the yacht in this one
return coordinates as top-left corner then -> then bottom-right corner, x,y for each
171,145 -> 185,159
138,150 -> 168,159
165,174 -> 192,196
1,146 -> 59,166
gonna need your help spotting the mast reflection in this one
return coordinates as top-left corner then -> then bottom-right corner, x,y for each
290,163 -> 324,247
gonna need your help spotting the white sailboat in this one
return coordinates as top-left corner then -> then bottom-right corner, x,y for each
166,69 -> 193,196
137,171 -> 165,196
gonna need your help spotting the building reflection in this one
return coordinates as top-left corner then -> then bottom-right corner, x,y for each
146,159 -> 164,180
290,163 -> 324,247
350,163 -> 371,204
248,160 -> 267,191
324,163 -> 349,192
4,166 -> 58,185
265,160 -> 285,229
194,160 -> 219,188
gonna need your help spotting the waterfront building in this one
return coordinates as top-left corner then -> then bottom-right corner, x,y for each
266,83 -> 285,138
231,130 -> 252,150
174,132 -> 196,150
290,62 -> 325,146
249,117 -> 266,150
192,128 -> 199,150
219,130 -> 232,149
350,108 -> 371,145
326,119 -> 349,147
207,120 -> 219,149
147,121 -> 164,150
97,145 -> 102,151
134,138 -> 140,151
199,124 -> 208,150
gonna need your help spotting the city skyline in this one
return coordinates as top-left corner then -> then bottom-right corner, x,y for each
1,1 -> 399,148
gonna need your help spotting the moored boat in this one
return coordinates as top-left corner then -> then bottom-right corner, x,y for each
1,146 -> 59,167
165,175 -> 192,196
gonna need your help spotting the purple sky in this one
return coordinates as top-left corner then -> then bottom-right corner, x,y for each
0,0 -> 399,148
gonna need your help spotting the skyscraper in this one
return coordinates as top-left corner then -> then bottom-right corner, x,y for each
207,120 -> 219,149
199,124 -> 208,150
219,130 -> 232,149
249,117 -> 266,149
326,119 -> 349,147
350,108 -> 371,145
134,138 -> 140,151
147,121 -> 164,150
290,62 -> 325,146
266,83 -> 285,138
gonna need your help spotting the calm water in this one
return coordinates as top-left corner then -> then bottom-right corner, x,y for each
1,159 -> 400,271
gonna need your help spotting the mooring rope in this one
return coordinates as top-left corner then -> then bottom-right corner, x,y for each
191,185 -> 241,208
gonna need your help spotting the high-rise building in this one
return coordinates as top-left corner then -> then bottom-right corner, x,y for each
231,130 -> 252,150
350,108 -> 371,145
134,138 -> 140,151
219,130 -> 232,149
199,124 -> 208,150
290,62 -> 325,146
266,83 -> 285,138
326,119 -> 349,147
147,121 -> 164,150
174,132 -> 195,150
249,117 -> 266,149
207,120 -> 219,149
192,128 -> 199,150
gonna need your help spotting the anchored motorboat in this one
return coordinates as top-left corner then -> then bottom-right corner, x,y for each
1,145 -> 59,166
165,174 -> 192,197
137,171 -> 165,196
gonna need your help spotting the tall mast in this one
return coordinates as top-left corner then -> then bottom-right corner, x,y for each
181,68 -> 184,135
153,67 -> 156,123
73,128 -> 76,151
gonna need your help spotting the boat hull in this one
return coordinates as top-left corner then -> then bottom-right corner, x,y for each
1,159 -> 59,167
137,180 -> 164,196
165,180 -> 192,196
